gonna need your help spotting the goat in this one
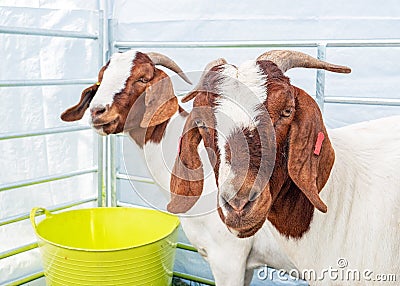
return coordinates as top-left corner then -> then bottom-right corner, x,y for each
170,50 -> 400,285
60,50 -> 259,285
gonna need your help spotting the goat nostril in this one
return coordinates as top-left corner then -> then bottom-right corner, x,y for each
91,106 -> 106,117
249,190 -> 259,202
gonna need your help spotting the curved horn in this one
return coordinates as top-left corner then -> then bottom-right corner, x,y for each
257,50 -> 351,74
146,52 -> 192,85
181,58 -> 227,103
195,58 -> 227,91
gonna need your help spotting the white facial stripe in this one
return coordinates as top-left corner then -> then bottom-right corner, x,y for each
216,61 -> 267,126
214,61 -> 267,191
89,50 -> 137,109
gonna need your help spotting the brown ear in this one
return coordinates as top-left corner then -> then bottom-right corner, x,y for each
140,69 -> 178,128
168,113 -> 205,213
61,84 -> 98,122
287,87 -> 335,213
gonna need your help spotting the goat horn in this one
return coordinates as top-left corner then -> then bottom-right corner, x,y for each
195,58 -> 227,90
257,50 -> 351,74
181,58 -> 227,103
202,58 -> 228,74
146,52 -> 192,85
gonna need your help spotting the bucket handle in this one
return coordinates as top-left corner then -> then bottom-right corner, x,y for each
30,207 -> 52,233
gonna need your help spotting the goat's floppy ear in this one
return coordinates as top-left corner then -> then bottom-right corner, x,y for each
287,87 -> 335,213
140,69 -> 178,128
61,84 -> 99,122
168,113 -> 205,213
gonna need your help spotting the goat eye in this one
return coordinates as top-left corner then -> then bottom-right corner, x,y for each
138,77 -> 148,83
281,108 -> 292,117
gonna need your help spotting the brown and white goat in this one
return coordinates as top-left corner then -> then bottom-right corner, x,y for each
61,51 -> 258,285
170,50 -> 400,285
61,51 -> 191,137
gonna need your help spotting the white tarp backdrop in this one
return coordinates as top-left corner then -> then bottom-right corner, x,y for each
0,2 -> 100,284
1,0 -> 399,285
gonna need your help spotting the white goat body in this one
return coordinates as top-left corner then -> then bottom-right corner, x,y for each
141,113 -> 400,286
246,115 -> 400,285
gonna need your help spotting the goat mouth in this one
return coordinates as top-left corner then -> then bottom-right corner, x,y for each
220,192 -> 271,238
227,219 -> 266,238
223,210 -> 268,238
91,117 -> 120,134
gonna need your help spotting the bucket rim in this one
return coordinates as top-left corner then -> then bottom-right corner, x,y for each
31,207 -> 180,252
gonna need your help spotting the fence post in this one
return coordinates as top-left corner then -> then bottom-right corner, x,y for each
103,18 -> 118,207
316,43 -> 327,112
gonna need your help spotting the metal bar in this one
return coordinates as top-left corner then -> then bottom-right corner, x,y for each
1,271 -> 44,286
0,125 -> 91,140
107,19 -> 116,63
316,44 -> 327,111
0,196 -> 97,227
114,39 -> 400,49
102,20 -> 115,207
97,136 -> 106,207
116,173 -> 156,184
109,135 -> 117,207
177,242 -> 198,253
105,136 -> 111,206
114,40 -> 319,49
117,201 -> 134,208
173,271 -> 216,286
98,10 -> 105,66
0,167 -> 98,192
1,268 -> 216,285
0,26 -> 98,39
324,96 -> 400,106
0,242 -> 38,260
326,39 -> 400,47
96,10 -> 106,207
98,9 -> 108,69
0,78 -> 96,87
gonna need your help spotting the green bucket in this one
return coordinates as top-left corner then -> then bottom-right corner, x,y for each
30,207 -> 180,286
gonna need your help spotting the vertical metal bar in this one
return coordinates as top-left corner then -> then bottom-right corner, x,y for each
104,18 -> 118,207
110,135 -> 117,206
105,136 -> 110,206
316,43 -> 327,112
104,135 -> 116,207
97,136 -> 105,206
96,9 -> 105,207
98,10 -> 104,68
104,136 -> 110,207
107,18 -> 116,61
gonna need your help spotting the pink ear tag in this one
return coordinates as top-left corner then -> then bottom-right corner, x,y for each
314,132 -> 325,156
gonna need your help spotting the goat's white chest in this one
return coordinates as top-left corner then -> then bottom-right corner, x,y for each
141,113 -> 187,193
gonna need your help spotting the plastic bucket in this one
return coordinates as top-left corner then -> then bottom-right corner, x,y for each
30,207 -> 180,286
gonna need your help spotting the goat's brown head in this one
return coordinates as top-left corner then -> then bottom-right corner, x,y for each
169,50 -> 351,238
61,51 -> 191,136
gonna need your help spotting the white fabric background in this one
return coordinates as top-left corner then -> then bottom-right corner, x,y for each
1,0 -> 399,285
0,3 -> 100,284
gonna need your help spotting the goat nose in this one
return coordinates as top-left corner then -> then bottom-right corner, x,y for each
229,197 -> 249,212
91,106 -> 106,118
225,196 -> 250,213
